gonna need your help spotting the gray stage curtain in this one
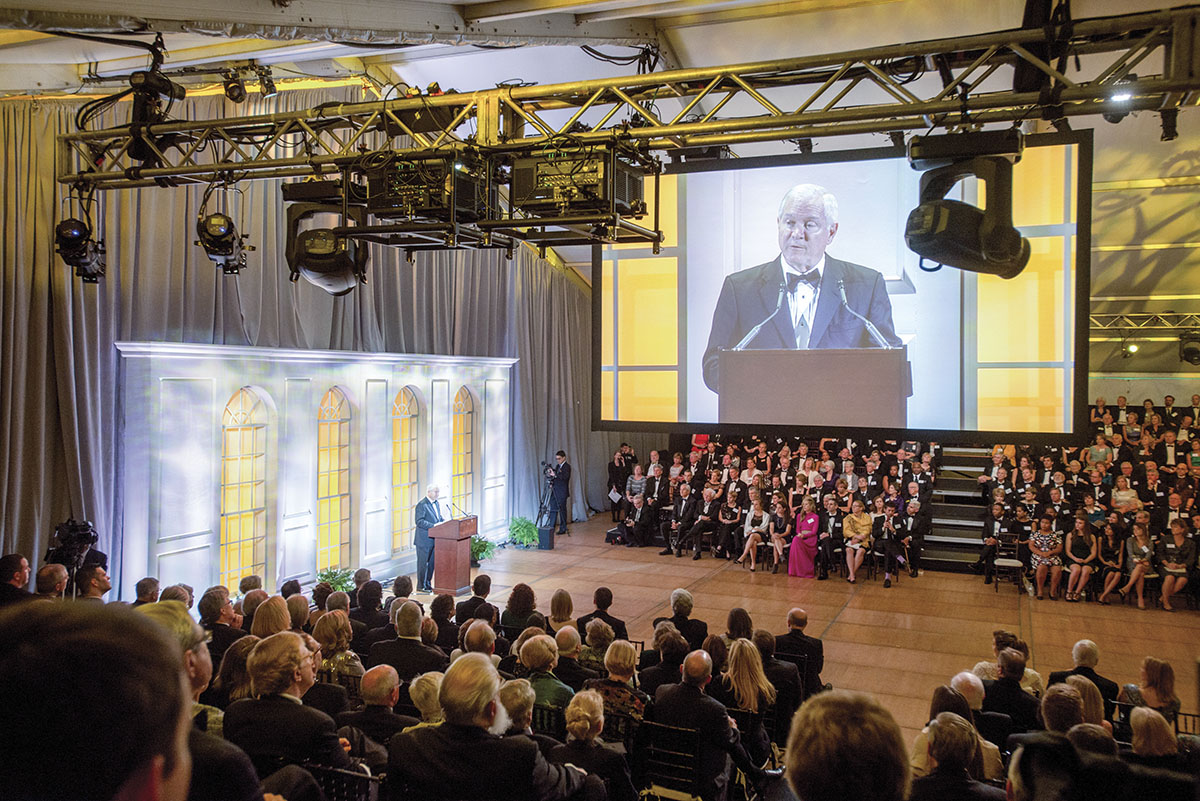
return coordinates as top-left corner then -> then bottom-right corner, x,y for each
0,88 -> 610,582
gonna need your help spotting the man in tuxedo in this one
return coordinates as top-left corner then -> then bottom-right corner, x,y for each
900,500 -> 928,577
643,462 -> 669,524
548,450 -> 572,537
367,601 -> 449,680
1153,429 -> 1183,468
981,648 -> 1040,733
975,504 -> 1008,584
414,485 -> 444,593
456,574 -> 491,624
651,588 -> 708,650
775,608 -> 825,699
575,586 -> 629,641
679,488 -> 721,559
660,482 -> 699,555
224,631 -> 356,771
1046,640 -> 1119,721
651,651 -> 781,801
1162,394 -> 1181,427
552,626 -> 600,692
701,183 -> 901,392
335,665 -> 419,745
0,553 -> 32,607
389,653 -> 603,801
620,494 -> 654,548
198,587 -> 246,670
817,493 -> 844,580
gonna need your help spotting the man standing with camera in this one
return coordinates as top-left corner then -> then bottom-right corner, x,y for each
548,450 -> 572,537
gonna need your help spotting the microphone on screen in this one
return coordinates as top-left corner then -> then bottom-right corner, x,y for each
838,278 -> 895,349
732,282 -> 788,351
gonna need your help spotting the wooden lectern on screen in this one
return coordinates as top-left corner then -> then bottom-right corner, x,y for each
718,347 -> 912,427
430,516 -> 477,596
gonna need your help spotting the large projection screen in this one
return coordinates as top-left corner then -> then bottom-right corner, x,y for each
593,131 -> 1091,444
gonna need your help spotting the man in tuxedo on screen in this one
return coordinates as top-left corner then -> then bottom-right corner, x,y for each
701,183 -> 902,393
414,485 -> 443,593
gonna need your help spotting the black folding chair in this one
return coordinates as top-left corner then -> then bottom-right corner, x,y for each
601,710 -> 641,752
531,704 -> 567,742
1175,710 -> 1200,737
302,762 -> 380,801
634,721 -> 704,801
774,651 -> 809,700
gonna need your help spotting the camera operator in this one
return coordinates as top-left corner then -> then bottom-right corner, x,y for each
547,450 -> 572,537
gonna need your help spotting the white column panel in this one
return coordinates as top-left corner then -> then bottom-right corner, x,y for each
361,378 -> 390,564
280,378 -> 315,585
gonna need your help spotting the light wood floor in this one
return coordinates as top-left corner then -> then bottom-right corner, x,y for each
455,516 -> 1199,747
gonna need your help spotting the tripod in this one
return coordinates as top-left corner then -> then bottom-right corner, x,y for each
537,466 -> 570,536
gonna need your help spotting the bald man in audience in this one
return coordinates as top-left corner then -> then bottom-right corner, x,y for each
651,650 -> 781,801
951,670 -> 1011,749
34,563 -> 68,600
336,665 -> 419,746
388,652 -> 604,801
775,607 -> 825,698
553,626 -> 600,691
453,618 -> 504,667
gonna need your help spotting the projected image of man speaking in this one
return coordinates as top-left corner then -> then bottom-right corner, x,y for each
701,183 -> 902,392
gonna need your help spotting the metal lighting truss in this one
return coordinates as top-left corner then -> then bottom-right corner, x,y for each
56,5 -> 1200,191
1090,313 -> 1200,331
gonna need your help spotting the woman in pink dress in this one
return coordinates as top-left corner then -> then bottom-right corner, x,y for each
789,495 -> 821,577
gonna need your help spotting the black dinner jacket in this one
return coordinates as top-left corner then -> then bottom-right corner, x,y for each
576,609 -> 629,642
671,493 -> 701,530
701,255 -> 901,391
981,677 -> 1040,733
775,629 -> 824,697
650,612 -> 708,651
555,655 -> 601,692
908,769 -> 1007,801
456,595 -> 487,624
336,704 -> 419,747
367,636 -> 449,680
762,656 -> 802,719
1047,666 -> 1119,720
389,722 -> 592,801
651,682 -> 742,801
643,475 -> 668,508
224,694 -> 354,770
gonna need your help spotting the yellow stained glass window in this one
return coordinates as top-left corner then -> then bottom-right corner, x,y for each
219,388 -> 267,591
391,387 -> 420,553
451,387 -> 474,514
317,387 -> 351,571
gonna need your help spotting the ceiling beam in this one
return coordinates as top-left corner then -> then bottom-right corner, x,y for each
655,0 -> 895,28
0,0 -> 657,48
463,0 -> 652,25
577,0 -> 888,24
0,61 -> 80,92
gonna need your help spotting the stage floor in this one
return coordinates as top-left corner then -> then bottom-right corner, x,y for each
458,515 -> 1198,745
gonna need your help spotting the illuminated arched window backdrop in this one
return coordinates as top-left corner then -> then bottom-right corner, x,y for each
219,387 -> 267,591
391,386 -> 420,553
316,387 -> 352,572
451,387 -> 475,514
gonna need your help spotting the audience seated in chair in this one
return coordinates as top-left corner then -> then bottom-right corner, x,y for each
335,664 -> 418,745
909,712 -> 1006,801
549,690 -> 638,801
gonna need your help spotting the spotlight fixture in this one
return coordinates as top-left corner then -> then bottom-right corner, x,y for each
1180,331 -> 1200,366
196,212 -> 252,274
256,66 -> 277,99
1121,339 -> 1139,359
904,130 -> 1030,279
1160,109 -> 1179,141
55,218 -> 106,282
1102,73 -> 1137,124
284,193 -> 369,295
223,72 -> 247,103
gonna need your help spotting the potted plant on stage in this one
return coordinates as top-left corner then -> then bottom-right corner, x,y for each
316,567 -> 355,593
509,516 -> 539,549
471,534 -> 496,568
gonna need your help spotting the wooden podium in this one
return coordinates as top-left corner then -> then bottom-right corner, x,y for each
430,516 -> 476,596
718,347 -> 912,427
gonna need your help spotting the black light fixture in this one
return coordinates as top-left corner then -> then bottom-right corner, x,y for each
223,71 -> 247,103
1160,109 -> 1179,141
256,66 -> 277,99
284,193 -> 369,296
1102,73 -> 1136,124
1180,331 -> 1200,365
904,129 -> 1030,279
55,217 -> 106,282
1121,337 -> 1139,359
196,212 -> 251,273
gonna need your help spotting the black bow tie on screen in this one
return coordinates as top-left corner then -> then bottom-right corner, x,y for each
786,269 -> 820,293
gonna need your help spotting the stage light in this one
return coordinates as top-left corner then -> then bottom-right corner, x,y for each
256,67 -> 277,98
55,218 -> 106,282
1121,340 -> 1139,359
1102,73 -> 1136,124
284,191 -> 369,295
196,212 -> 250,274
904,130 -> 1030,279
293,229 -> 361,296
1180,331 -> 1200,365
223,72 -> 247,103
1160,109 -> 1179,141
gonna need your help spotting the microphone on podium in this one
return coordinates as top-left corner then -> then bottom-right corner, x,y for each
731,282 -> 788,351
446,499 -> 471,518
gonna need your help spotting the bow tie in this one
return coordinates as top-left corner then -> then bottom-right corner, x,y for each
785,269 -> 820,293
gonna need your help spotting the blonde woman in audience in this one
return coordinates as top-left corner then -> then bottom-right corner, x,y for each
402,671 -> 444,731
579,618 -> 615,674
286,593 -> 310,632
736,497 -> 772,571
497,625 -> 548,678
249,595 -> 290,638
549,690 -> 638,801
843,498 -> 873,583
1128,707 -> 1184,772
549,588 -> 575,633
1065,675 -> 1112,735
1118,656 -> 1181,725
312,609 -> 364,681
582,639 -> 650,723
971,630 -> 1044,697
709,638 -> 776,766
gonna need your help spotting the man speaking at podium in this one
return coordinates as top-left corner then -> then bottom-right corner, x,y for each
701,183 -> 901,393
414,485 -> 444,593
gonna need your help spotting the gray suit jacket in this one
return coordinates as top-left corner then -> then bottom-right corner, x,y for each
702,255 -> 900,391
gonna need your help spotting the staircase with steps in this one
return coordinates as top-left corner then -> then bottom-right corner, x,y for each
924,445 -> 991,573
